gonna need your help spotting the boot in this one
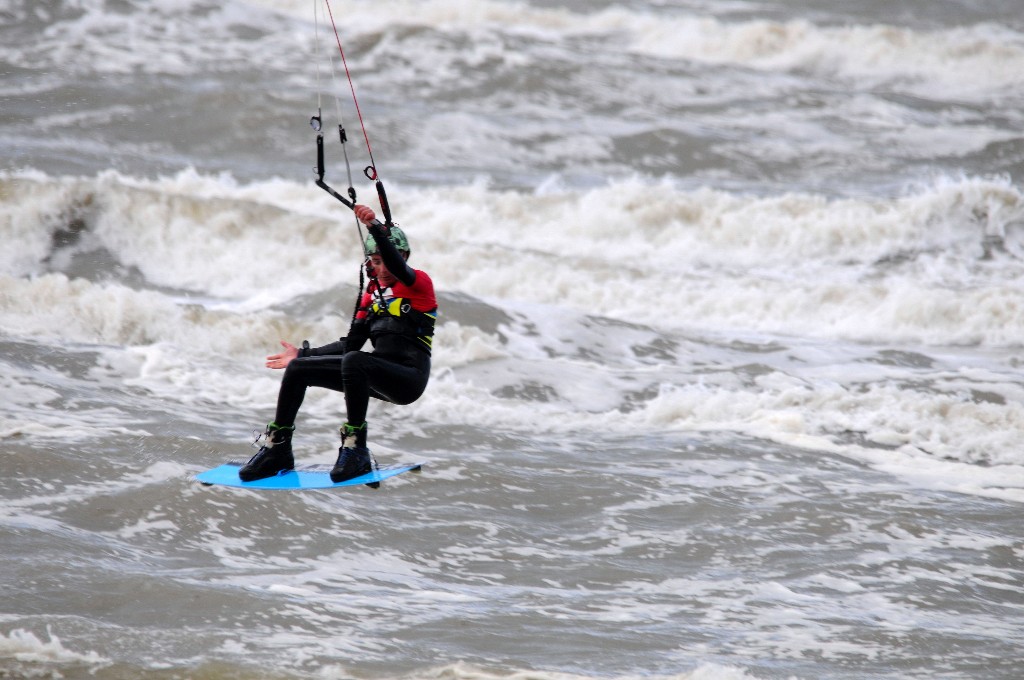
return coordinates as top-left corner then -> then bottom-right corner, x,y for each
239,423 -> 295,481
331,422 -> 375,486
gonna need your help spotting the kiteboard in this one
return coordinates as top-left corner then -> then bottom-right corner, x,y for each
195,461 -> 423,490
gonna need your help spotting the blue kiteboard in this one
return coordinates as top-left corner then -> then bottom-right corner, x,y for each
195,461 -> 423,490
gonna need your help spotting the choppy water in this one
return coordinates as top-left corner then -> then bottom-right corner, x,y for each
2,1 -> 1024,679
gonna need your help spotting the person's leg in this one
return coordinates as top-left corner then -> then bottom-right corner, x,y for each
332,351 -> 430,483
240,356 -> 346,481
341,351 -> 429,425
274,355 -> 346,426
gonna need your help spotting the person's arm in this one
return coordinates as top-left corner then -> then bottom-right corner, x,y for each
267,337 -> 350,370
354,204 -> 416,287
343,320 -> 370,353
367,222 -> 416,286
299,339 -> 348,357
266,341 -> 300,369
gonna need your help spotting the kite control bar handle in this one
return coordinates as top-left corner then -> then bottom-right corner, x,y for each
375,180 -> 393,226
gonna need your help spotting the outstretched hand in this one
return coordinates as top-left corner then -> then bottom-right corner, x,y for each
266,340 -> 299,370
354,204 -> 376,225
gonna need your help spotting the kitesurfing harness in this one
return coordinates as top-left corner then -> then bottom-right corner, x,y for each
361,288 -> 437,355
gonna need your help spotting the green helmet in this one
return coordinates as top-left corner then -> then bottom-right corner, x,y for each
364,224 -> 410,257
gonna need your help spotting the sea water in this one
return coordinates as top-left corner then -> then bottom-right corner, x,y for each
2,1 -> 1023,678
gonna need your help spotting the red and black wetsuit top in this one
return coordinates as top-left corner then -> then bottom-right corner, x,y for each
347,223 -> 437,358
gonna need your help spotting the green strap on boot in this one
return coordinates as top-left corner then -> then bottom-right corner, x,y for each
267,421 -> 295,445
339,421 -> 367,449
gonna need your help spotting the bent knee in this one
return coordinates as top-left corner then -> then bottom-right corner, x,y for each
342,350 -> 372,375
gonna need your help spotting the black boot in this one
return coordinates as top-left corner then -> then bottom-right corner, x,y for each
239,423 -> 295,481
331,422 -> 375,485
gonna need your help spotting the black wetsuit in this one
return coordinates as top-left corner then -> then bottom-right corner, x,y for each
271,223 -> 437,430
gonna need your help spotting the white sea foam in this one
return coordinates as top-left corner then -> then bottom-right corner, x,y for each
5,169 -> 1024,504
5,170 -> 1023,347
334,660 -> 768,680
0,627 -> 108,666
9,0 -> 1024,105
631,16 -> 1024,97
263,3 -> 1024,102
4,2 -> 1023,678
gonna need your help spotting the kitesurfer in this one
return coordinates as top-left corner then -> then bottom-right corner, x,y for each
239,204 -> 437,483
